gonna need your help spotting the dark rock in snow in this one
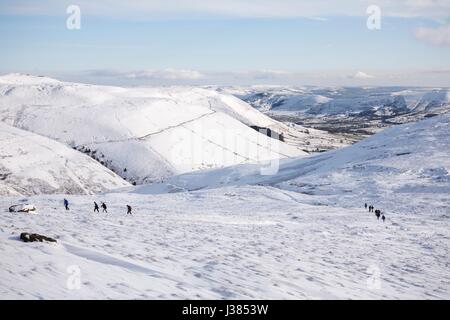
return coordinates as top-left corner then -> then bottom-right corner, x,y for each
20,232 -> 57,243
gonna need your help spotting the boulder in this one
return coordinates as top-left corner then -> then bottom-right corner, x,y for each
9,204 -> 37,213
20,232 -> 57,243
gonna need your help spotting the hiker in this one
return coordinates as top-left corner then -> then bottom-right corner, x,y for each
382,214 -> 386,223
369,205 -> 374,213
101,202 -> 107,213
64,198 -> 69,210
127,205 -> 132,215
375,209 -> 381,220
365,203 -> 368,209
94,202 -> 99,213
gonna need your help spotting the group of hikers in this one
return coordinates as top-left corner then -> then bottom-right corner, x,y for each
63,199 -> 133,215
365,203 -> 385,222
65,199 -> 384,220
93,201 -> 109,213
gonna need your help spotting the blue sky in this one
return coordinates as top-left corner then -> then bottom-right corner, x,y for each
0,0 -> 449,86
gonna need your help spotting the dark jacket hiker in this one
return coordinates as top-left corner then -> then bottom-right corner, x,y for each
375,209 -> 381,219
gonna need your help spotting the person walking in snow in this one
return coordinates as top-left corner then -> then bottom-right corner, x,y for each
64,198 -> 69,210
375,209 -> 381,220
127,205 -> 132,215
101,202 -> 107,213
382,214 -> 386,223
365,203 -> 368,210
94,202 -> 99,213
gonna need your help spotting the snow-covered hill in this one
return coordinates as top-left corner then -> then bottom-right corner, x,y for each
1,75 -> 448,300
221,86 -> 450,116
0,122 -> 130,196
0,74 -> 310,185
411,89 -> 450,112
219,86 -> 450,138
1,114 -> 449,299
130,113 -> 450,215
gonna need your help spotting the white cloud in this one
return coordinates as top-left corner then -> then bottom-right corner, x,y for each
350,71 -> 375,79
415,24 -> 450,46
236,70 -> 291,80
90,69 -> 204,80
125,69 -> 204,80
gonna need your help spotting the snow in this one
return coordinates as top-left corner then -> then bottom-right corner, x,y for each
412,90 -> 450,112
0,122 -> 130,196
1,184 -> 448,299
131,113 -> 450,216
0,114 -> 449,299
0,74 -> 448,299
0,74 -> 306,184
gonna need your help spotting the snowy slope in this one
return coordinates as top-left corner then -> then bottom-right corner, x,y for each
1,76 -> 448,300
0,74 -> 306,184
0,115 -> 448,299
211,85 -> 354,150
0,122 -> 130,196
1,185 -> 448,299
411,90 -> 450,112
130,114 -> 450,215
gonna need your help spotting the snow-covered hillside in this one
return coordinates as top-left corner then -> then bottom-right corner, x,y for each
218,85 -> 450,140
131,114 -> 450,215
1,75 -> 448,300
0,122 -> 130,196
173,88 -> 352,151
0,112 -> 448,300
0,74 -> 310,185
221,86 -> 450,116
1,185 -> 449,299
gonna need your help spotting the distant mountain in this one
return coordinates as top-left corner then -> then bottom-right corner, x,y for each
216,86 -> 450,137
219,86 -> 450,117
0,122 -> 129,196
411,90 -> 450,112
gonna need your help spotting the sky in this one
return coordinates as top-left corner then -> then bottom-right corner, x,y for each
0,0 -> 449,86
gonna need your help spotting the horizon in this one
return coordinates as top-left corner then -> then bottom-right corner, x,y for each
2,72 -> 450,89
0,0 -> 449,86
